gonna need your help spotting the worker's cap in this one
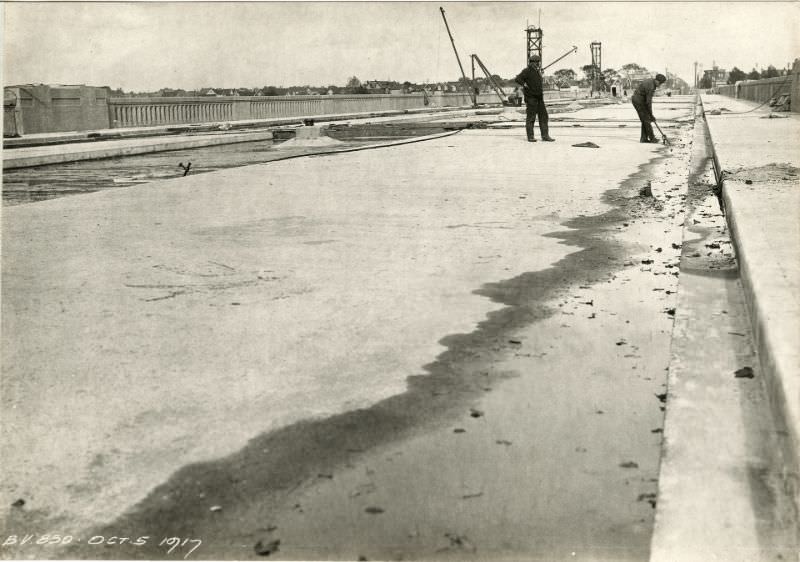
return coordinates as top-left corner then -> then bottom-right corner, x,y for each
529,54 -> 541,62
655,74 -> 667,83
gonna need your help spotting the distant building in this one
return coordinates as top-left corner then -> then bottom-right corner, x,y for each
703,67 -> 729,87
619,69 -> 652,90
364,81 -> 393,93
543,75 -> 559,90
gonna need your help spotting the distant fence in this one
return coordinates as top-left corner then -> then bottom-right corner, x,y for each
716,60 -> 799,112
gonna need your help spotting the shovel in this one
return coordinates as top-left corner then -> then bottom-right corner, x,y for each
653,121 -> 670,146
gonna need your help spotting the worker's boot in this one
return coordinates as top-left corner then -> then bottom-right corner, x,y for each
527,137 -> 537,142
541,125 -> 555,142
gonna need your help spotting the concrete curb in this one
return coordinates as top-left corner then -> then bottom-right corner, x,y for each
649,100 -> 799,561
721,179 -> 800,469
699,97 -> 800,476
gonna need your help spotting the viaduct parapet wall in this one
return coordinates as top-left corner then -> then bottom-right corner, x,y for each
716,58 -> 799,112
4,88 -> 572,136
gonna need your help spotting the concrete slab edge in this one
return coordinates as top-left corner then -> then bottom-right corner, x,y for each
699,97 -> 800,478
3,131 -> 275,169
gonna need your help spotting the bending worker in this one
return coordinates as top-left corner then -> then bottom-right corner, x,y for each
632,73 -> 667,143
515,54 -> 555,142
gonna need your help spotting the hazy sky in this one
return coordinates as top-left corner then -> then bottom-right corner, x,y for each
3,1 -> 799,91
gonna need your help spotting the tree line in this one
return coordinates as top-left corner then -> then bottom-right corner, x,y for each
109,61 -> 693,98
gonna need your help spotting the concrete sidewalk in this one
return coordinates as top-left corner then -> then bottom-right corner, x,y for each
1,106 -> 490,169
2,105 -> 477,147
651,95 -> 800,560
650,96 -> 799,562
700,95 -> 799,468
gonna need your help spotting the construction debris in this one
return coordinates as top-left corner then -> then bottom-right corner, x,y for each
572,141 -> 600,148
769,94 -> 790,111
254,539 -> 281,556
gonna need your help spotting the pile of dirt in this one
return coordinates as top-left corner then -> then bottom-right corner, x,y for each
725,163 -> 800,185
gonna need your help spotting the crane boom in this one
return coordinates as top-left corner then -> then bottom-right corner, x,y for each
542,45 -> 578,72
439,7 -> 477,107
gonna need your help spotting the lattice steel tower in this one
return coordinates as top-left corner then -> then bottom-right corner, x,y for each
590,41 -> 602,94
526,26 -> 543,71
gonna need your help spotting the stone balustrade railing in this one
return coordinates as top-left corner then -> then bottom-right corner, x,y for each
108,93 -> 485,128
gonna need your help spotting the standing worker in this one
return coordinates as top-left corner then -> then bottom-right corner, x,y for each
632,73 -> 667,143
515,54 -> 555,143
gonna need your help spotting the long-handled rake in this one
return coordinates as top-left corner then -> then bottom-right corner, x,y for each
653,121 -> 670,146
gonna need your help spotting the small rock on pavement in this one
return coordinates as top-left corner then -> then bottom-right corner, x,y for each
254,539 -> 281,556
209,505 -> 223,512
365,506 -> 385,514
11,498 -> 25,508
620,461 -> 639,469
734,366 -> 755,379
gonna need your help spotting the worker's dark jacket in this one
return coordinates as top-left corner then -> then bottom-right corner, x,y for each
632,78 -> 657,118
515,65 -> 543,103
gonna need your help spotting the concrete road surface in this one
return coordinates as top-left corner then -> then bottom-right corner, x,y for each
2,98 -> 696,560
